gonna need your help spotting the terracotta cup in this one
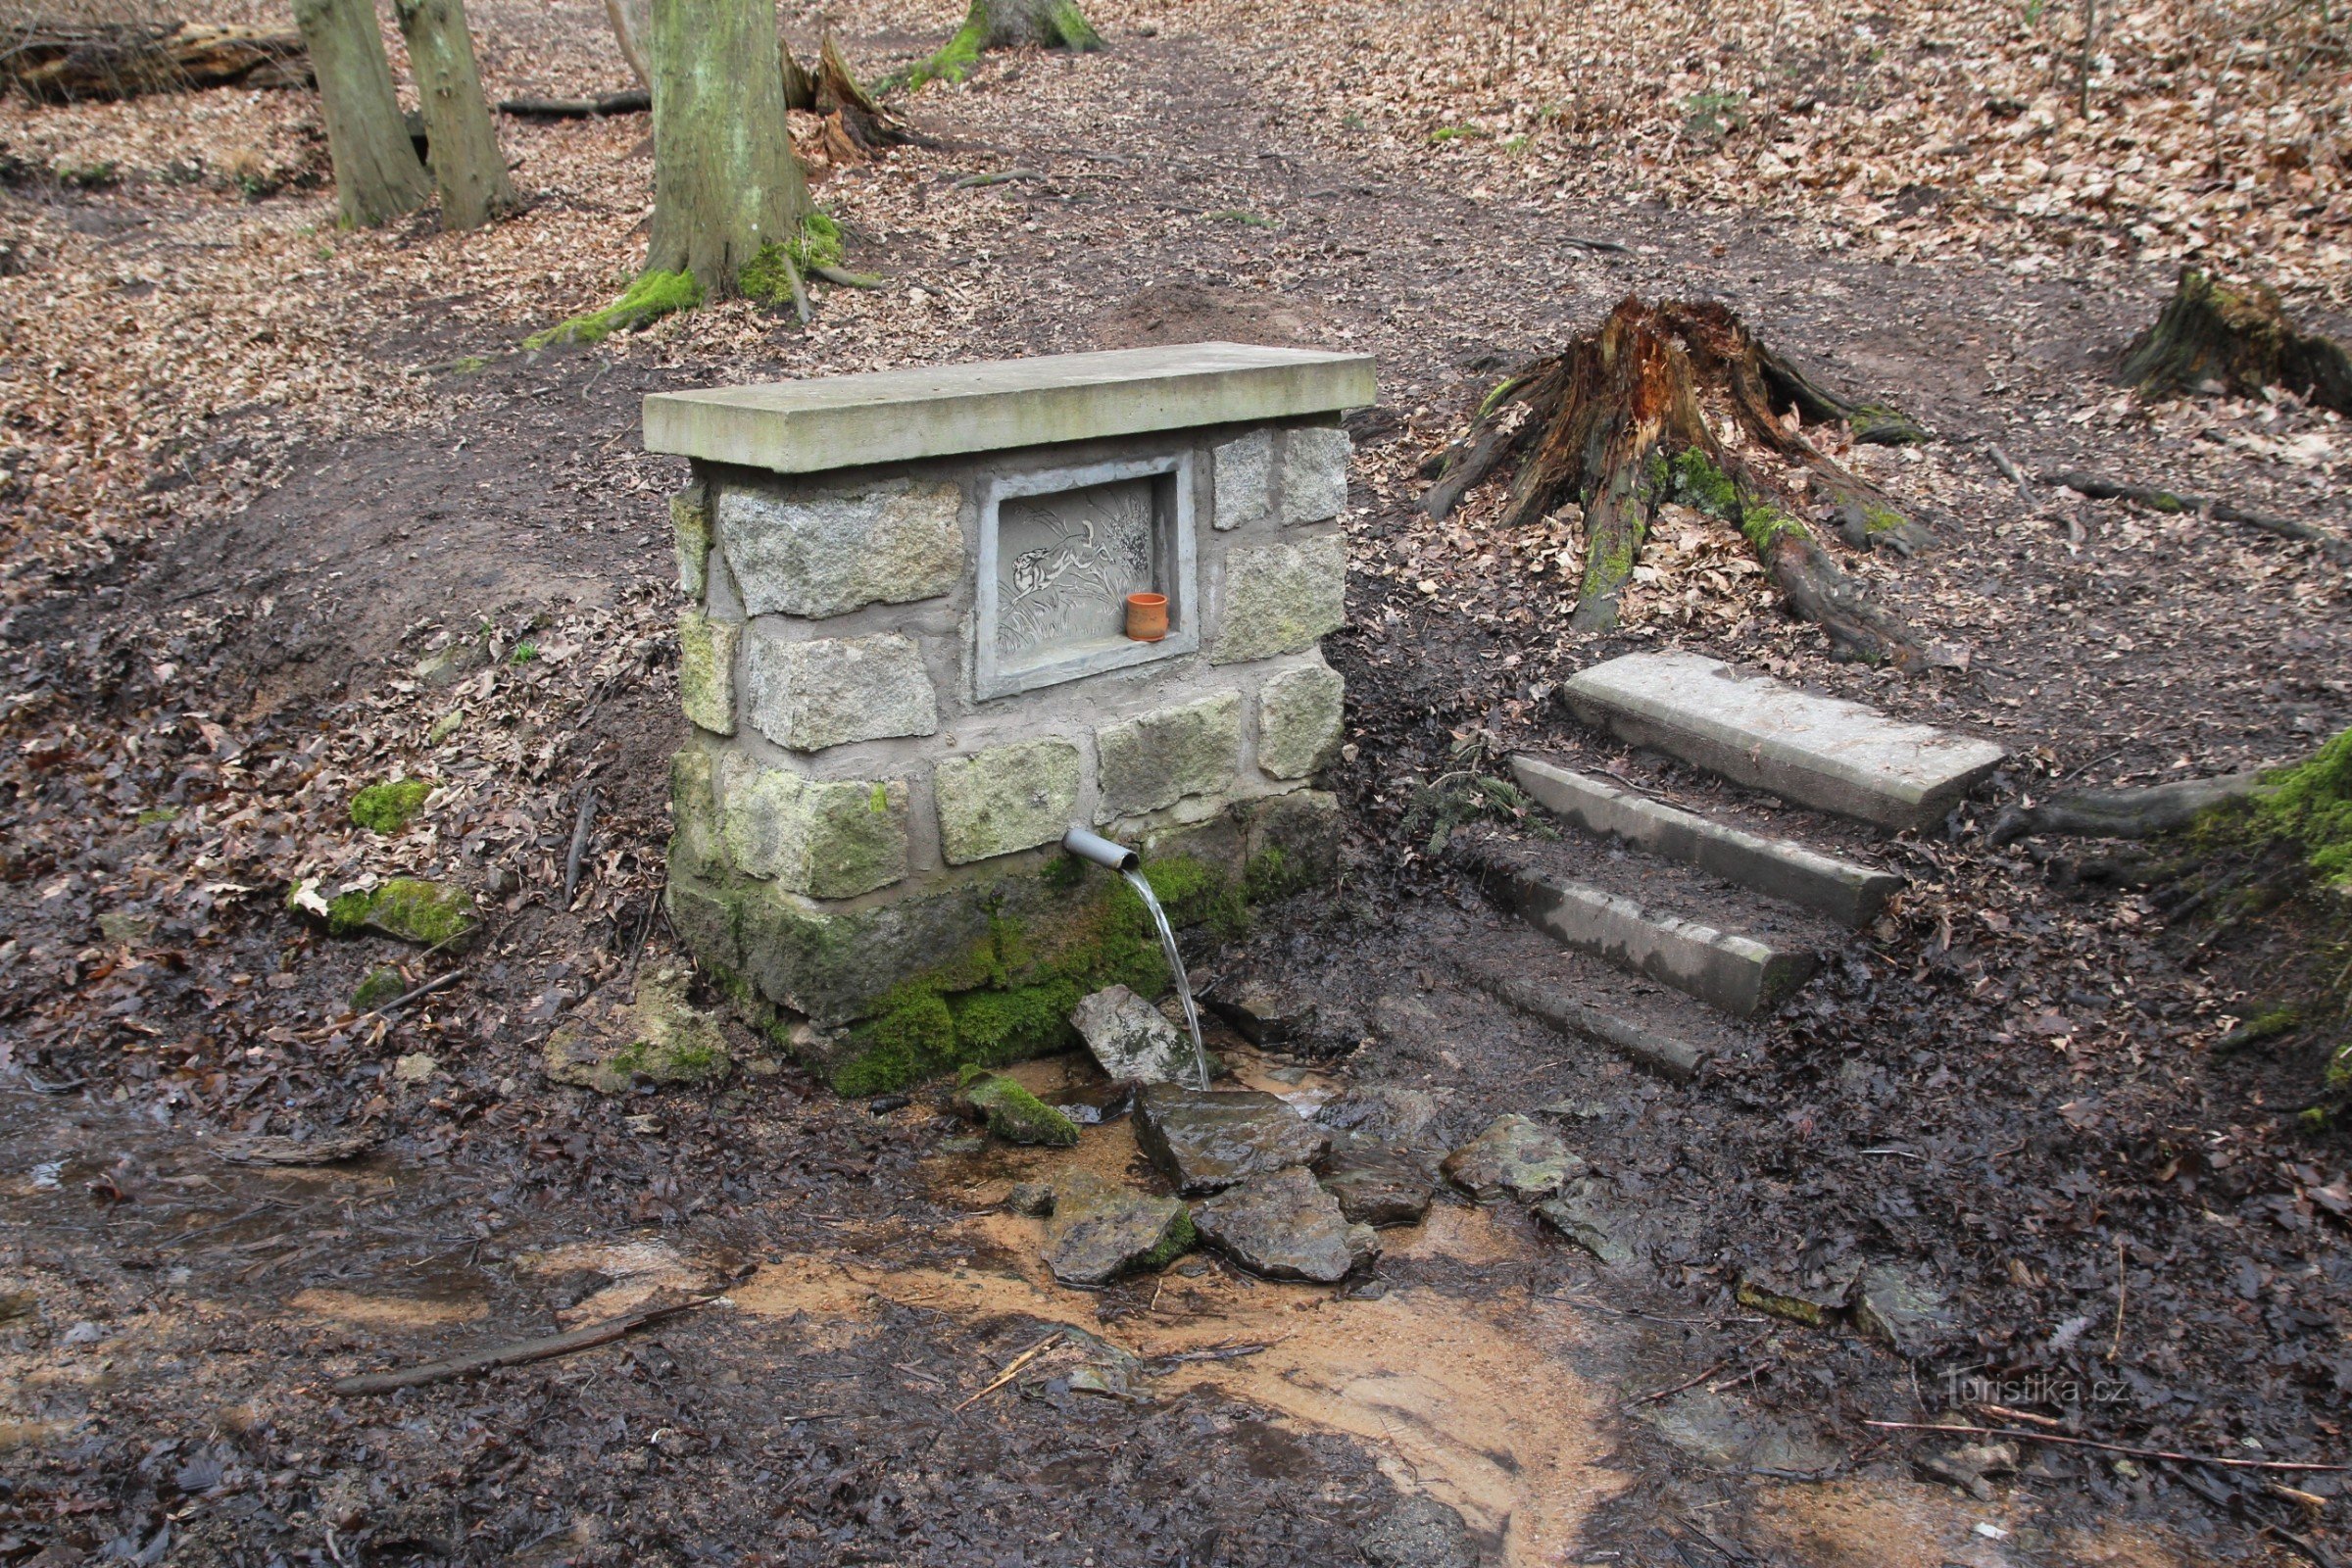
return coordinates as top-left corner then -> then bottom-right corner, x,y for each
1124,592 -> 1169,643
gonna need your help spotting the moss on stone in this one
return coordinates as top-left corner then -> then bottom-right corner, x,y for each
353,966 -> 407,1011
350,777 -> 433,834
1137,1206 -> 1198,1270
2251,726 -> 2352,891
525,270 -> 702,349
956,1064 -> 1081,1146
326,877 -> 478,947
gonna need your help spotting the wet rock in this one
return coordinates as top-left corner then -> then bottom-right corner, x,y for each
1441,1113 -> 1587,1203
413,634 -> 491,688
1357,1494 -> 1478,1568
293,876 -> 478,948
1206,975 -> 1318,1046
1735,1259 -> 1862,1329
1042,1175 -> 1195,1287
542,966 -> 732,1095
1190,1166 -> 1367,1284
1315,1134 -> 1434,1227
954,1067 -> 1081,1147
1133,1083 -> 1330,1196
1370,992 -> 1441,1045
1641,1389 -> 1842,1474
1918,1441 -> 2017,1500
1071,984 -> 1198,1084
1319,1084 -> 1440,1146
1006,1181 -> 1055,1217
352,966 -> 406,1012
1852,1263 -> 1956,1357
1535,1176 -> 1644,1270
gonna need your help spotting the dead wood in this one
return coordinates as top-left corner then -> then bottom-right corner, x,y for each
1988,771 -> 2270,848
215,1131 -> 383,1166
2121,269 -> 2352,416
564,786 -> 597,907
497,88 -> 649,118
2037,469 -> 2352,563
814,32 -> 928,156
328,1298 -> 710,1396
1421,296 -> 1949,669
1862,1420 -> 2349,1475
1,22 -> 310,102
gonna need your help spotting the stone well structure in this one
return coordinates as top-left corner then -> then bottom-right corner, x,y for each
644,343 -> 1375,1092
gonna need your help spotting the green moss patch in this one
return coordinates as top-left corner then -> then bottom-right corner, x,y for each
351,778 -> 433,834
324,878 -> 478,947
525,270 -> 702,349
956,1065 -> 1080,1146
2251,726 -> 2352,891
353,967 -> 408,1011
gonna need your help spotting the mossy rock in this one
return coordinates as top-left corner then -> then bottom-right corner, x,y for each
351,778 -> 433,834
954,1065 -> 1080,1147
544,966 -> 732,1095
353,966 -> 407,1012
311,877 -> 479,948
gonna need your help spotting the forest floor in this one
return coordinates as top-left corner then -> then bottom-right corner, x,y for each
3,2 -> 2351,1565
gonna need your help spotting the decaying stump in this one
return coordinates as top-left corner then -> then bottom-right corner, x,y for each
2121,269 -> 2352,416
892,0 -> 1103,92
1,22 -> 310,102
808,33 -> 925,160
1422,296 -> 1951,670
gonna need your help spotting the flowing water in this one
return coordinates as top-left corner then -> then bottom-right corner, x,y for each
1121,865 -> 1211,1090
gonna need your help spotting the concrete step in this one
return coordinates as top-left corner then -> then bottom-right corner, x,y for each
1508,755 -> 1902,928
1562,651 -> 2006,831
1452,937 -> 1735,1082
1471,848 -> 1820,1019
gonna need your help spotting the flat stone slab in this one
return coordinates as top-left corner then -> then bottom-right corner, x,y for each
1133,1084 -> 1330,1196
1041,1174 -> 1195,1288
1562,652 -> 2006,831
1509,755 -> 1903,928
644,343 -> 1376,473
1316,1134 -> 1434,1227
1190,1166 -> 1369,1283
1441,1113 -> 1587,1203
1070,984 -> 1197,1085
1482,857 -> 1818,1019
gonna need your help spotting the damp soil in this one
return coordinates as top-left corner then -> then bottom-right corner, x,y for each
1,14 -> 2348,1568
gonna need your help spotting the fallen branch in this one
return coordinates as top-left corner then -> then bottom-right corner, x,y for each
952,168 -> 1043,189
952,1332 -> 1064,1411
809,264 -> 884,288
497,89 -> 649,118
1985,442 -> 2034,504
1,22 -> 309,102
2039,469 -> 2352,563
563,786 -> 598,907
1986,770 -> 2267,848
329,1298 -> 710,1396
1862,1420 -> 2348,1474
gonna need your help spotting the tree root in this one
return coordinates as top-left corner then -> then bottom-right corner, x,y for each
1422,296 -> 1950,670
1988,771 -> 2270,848
2038,470 -> 2352,564
2121,268 -> 2352,416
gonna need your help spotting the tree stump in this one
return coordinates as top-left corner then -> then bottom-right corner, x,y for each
1421,296 -> 1951,671
893,0 -> 1103,92
2120,269 -> 2352,416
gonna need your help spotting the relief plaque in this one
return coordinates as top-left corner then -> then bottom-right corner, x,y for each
973,453 -> 1198,700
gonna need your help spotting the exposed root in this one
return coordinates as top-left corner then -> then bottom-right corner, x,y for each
889,0 -> 1103,93
1423,296 -> 1950,669
2038,469 -> 2352,564
1988,771 -> 2270,848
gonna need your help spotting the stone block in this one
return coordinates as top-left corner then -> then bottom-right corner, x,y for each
1211,430 -> 1272,530
1562,651 -> 2007,831
1097,692 -> 1242,820
1245,788 -> 1341,899
677,610 -> 739,735
717,478 -> 964,619
718,757 -> 908,899
1210,535 -> 1346,664
671,480 -> 710,599
935,739 -> 1082,864
668,748 -> 725,883
1257,658 -> 1344,779
1280,425 -> 1350,524
744,629 -> 938,752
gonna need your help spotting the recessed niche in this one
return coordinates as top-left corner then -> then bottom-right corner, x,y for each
973,452 -> 1198,700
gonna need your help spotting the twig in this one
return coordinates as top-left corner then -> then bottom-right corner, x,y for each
2108,1236 -> 2128,1361
1861,1421 -> 2348,1473
563,786 -> 598,908
2038,468 -> 2352,562
1560,235 -> 1630,254
1973,1401 -> 2065,1429
1144,1341 -> 1279,1367
952,1332 -> 1063,1411
328,1298 -> 710,1396
1625,1336 -> 1768,1408
355,970 -> 462,1021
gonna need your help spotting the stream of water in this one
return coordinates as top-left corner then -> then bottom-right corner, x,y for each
1121,866 -> 1212,1090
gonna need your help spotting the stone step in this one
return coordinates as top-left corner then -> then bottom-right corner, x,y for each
1452,942 -> 1727,1082
1562,651 -> 2007,831
1470,847 -> 1820,1018
1508,755 -> 1902,928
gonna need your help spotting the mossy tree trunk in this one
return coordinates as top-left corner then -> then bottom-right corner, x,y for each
644,0 -> 810,298
2121,268 -> 2352,416
897,0 -> 1102,90
1423,296 -> 1950,670
290,0 -> 432,228
392,0 -> 516,229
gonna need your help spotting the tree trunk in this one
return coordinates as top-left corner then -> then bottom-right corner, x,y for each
1422,296 -> 1955,671
896,0 -> 1102,90
604,0 -> 650,88
290,0 -> 433,228
0,23 -> 310,102
644,0 -> 809,297
780,37 -> 816,111
2120,269 -> 2352,416
393,0 -> 516,230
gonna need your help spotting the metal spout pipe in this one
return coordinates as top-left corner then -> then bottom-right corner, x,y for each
1061,825 -> 1139,872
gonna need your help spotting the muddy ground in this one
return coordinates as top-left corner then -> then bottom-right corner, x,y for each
4,16 -> 2352,1568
